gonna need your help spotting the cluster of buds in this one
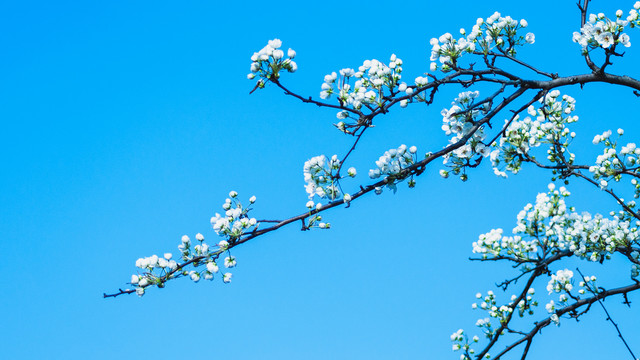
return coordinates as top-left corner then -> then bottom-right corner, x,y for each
546,269 -> 574,294
450,329 -> 485,360
303,155 -> 342,200
440,91 -> 490,181
491,91 -> 577,178
248,39 -> 297,90
430,12 -> 534,71
368,144 -> 418,192
472,228 -> 539,261
590,129 -> 640,192
321,55 -> 404,112
210,191 -> 258,241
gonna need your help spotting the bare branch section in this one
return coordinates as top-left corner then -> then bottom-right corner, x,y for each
108,4 -> 640,360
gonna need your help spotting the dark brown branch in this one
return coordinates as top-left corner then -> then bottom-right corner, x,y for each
105,88 -> 530,298
492,281 -> 640,359
272,79 -> 364,116
477,267 -> 544,360
475,249 -> 572,359
104,288 -> 135,298
519,338 -> 533,360
521,72 -> 640,92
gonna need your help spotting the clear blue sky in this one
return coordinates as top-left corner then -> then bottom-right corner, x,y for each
2,0 -> 639,359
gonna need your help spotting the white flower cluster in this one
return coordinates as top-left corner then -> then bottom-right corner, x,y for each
178,233 -> 207,260
131,227 -> 240,297
181,242 -> 213,282
134,202 -> 252,297
189,258 -> 231,284
473,291 -> 513,324
450,328 -> 465,342
303,154 -> 342,200
131,253 -> 179,296
430,12 -> 534,72
474,318 -> 493,339
135,253 -> 177,272
321,55 -> 405,119
515,288 -> 538,317
368,144 -> 418,193
440,91 -> 490,180
472,228 -> 539,260
572,3 -> 640,52
545,299 -> 556,314
248,39 -> 297,89
474,183 -> 640,276
210,191 -> 258,241
578,275 -> 598,294
461,287 -> 540,354
451,290 -> 530,359
546,269 -> 574,294
491,91 -> 577,178
568,212 -> 638,263
590,129 -> 640,193
450,329 -> 484,360
177,232 -> 236,285
442,91 -> 484,142
544,288 -> 571,326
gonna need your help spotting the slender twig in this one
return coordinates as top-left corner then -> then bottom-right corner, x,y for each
571,171 -> 640,221
472,51 -> 555,79
272,79 -> 364,116
335,126 -> 368,178
576,268 -> 638,360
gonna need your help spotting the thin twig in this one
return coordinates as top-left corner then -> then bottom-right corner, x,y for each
576,268 -> 638,360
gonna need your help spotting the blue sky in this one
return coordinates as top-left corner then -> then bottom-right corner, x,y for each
2,0 -> 639,359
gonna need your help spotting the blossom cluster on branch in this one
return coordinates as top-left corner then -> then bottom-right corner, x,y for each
459,179 -> 640,358
124,192 -> 256,296
429,11 -> 535,72
572,2 -> 640,52
107,1 -> 640,359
